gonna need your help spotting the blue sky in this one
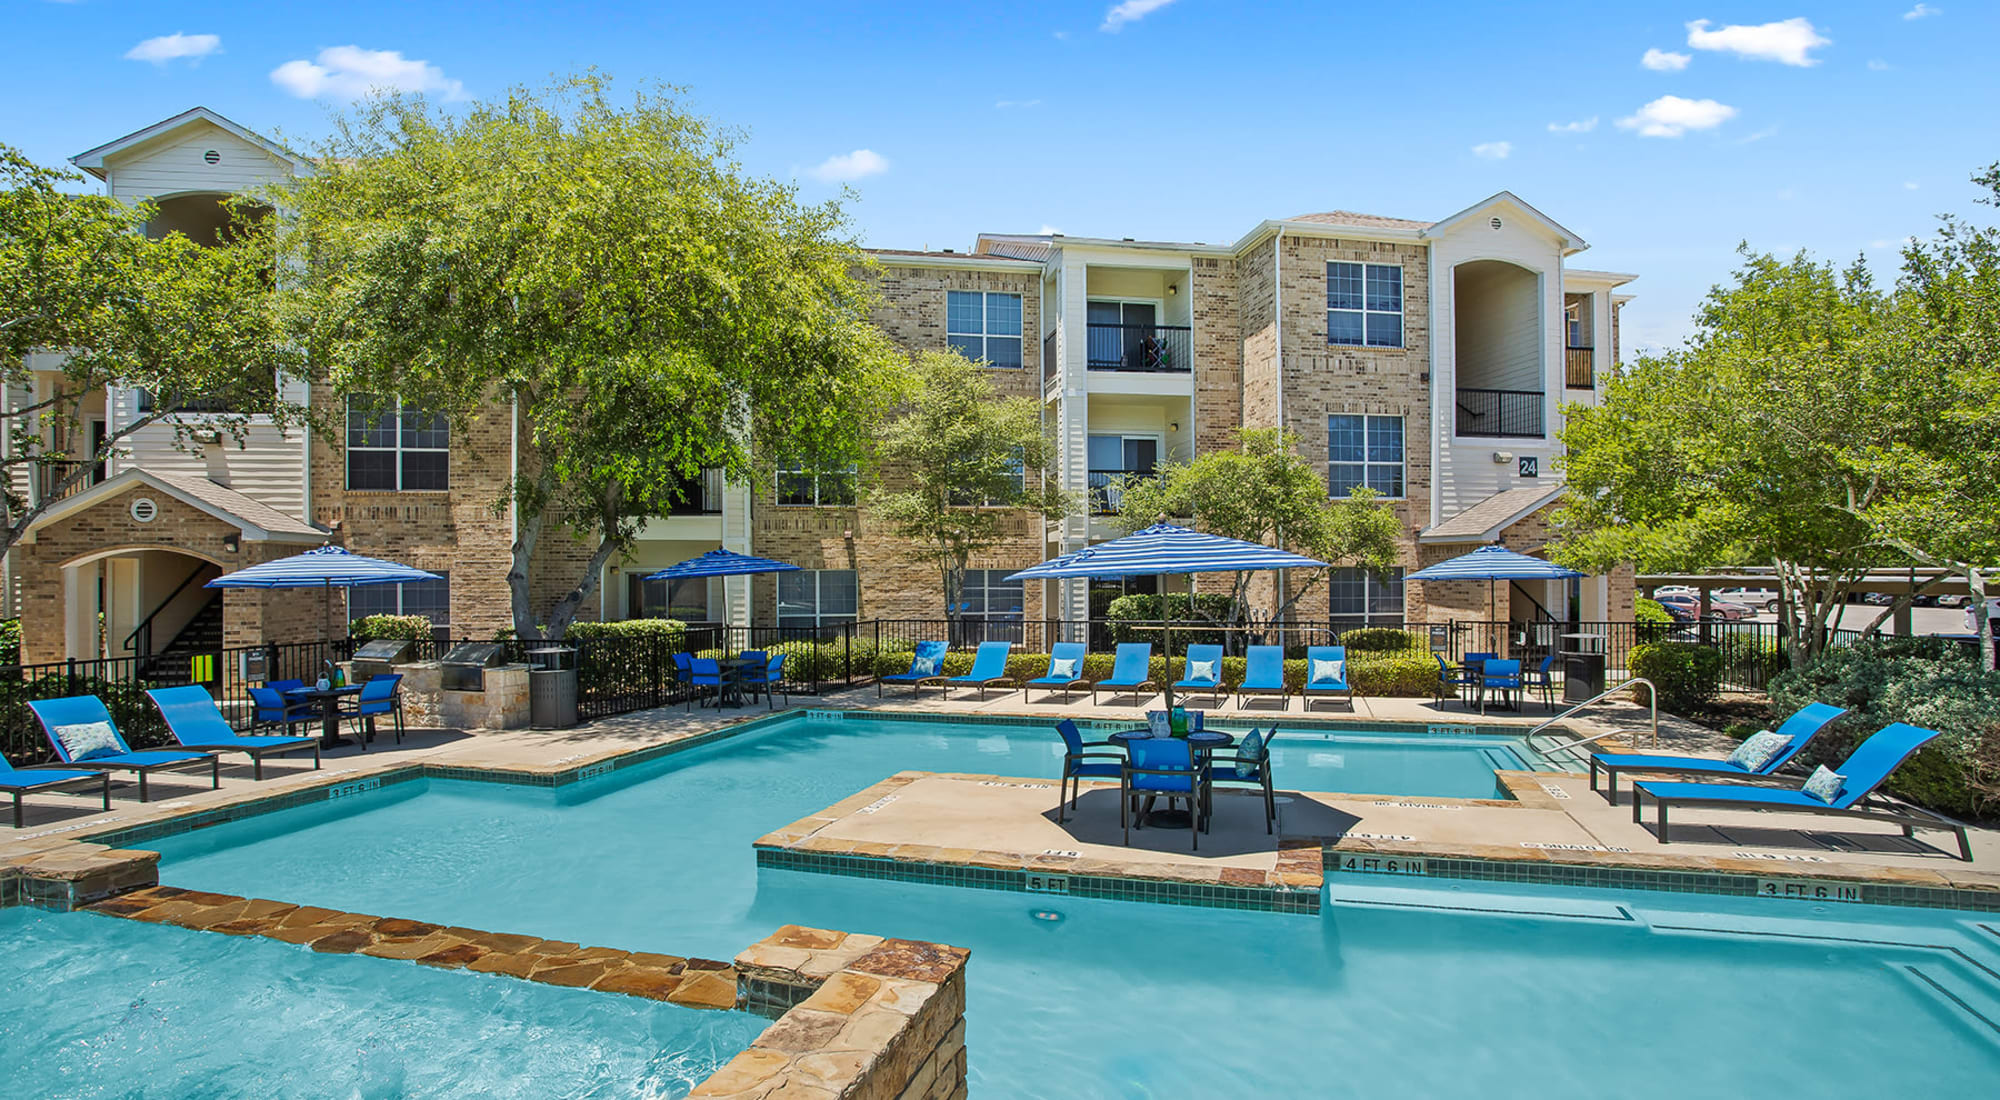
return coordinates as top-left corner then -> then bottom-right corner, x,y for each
6,1 -> 1993,352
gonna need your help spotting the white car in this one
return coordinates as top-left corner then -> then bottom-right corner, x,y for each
1715,587 -> 1781,614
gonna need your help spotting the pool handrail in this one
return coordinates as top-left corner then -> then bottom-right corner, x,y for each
1525,678 -> 1659,766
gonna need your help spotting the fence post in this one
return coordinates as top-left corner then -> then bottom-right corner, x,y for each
843,622 -> 852,686
66,656 -> 77,696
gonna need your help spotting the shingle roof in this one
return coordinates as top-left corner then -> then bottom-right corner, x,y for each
149,472 -> 324,538
866,247 -> 1037,262
978,239 -> 1054,263
1290,210 -> 1434,230
1420,487 -> 1565,543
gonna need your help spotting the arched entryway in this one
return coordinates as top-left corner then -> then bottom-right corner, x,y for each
58,546 -> 225,673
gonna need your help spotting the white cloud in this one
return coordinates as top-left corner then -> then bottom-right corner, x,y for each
808,149 -> 889,183
1037,225 -> 1063,236
1101,0 -> 1174,32
1904,4 -> 1939,19
270,46 -> 465,101
1471,141 -> 1511,160
1685,18 -> 1831,66
1546,116 -> 1598,134
125,32 -> 220,64
1641,48 -> 1691,72
1867,59 -> 1893,70
1904,181 -> 1920,190
995,99 -> 1042,109
1616,95 -> 1738,138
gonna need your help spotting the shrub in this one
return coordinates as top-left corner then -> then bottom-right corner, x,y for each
0,619 -> 18,665
1339,627 -> 1424,654
1628,641 -> 1724,713
350,614 -> 433,642
566,618 -> 686,646
1103,593 -> 1235,647
1634,598 -> 1679,643
1768,641 -> 2000,817
1349,651 -> 1443,697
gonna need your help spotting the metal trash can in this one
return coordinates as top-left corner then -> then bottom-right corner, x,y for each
1559,632 -> 1606,704
528,646 -> 579,729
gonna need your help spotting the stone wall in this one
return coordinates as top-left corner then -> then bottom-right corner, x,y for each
393,662 -> 530,730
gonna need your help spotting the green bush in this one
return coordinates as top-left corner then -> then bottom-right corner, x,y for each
1628,641 -> 1724,713
350,614 -> 434,642
567,618 -> 686,646
861,644 -> 1440,698
1634,598 -> 1678,643
1339,627 -> 1425,654
1350,651 -> 1444,696
1102,593 -> 1235,648
1768,641 -> 2000,817
0,619 -> 18,665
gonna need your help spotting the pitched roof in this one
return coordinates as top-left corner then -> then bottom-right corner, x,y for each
1419,486 -> 1566,544
70,106 -> 309,179
25,469 -> 324,543
1290,210 -> 1434,230
977,238 -> 1055,263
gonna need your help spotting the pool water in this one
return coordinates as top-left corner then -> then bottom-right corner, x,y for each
0,907 -> 765,1098
143,712 -> 2000,1097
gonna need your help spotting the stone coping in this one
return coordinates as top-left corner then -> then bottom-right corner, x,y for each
805,703 -> 1550,742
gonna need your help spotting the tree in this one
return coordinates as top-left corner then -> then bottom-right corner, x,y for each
868,350 -> 1072,625
1,145 -> 295,557
1553,248 -> 1913,668
1111,428 -> 1402,636
275,75 -> 908,639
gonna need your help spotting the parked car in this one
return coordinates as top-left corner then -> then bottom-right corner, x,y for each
1934,593 -> 1968,608
1653,585 -> 1697,599
1715,587 -> 1780,614
1861,591 -> 1894,606
1968,600 -> 2000,635
1655,594 -> 1749,621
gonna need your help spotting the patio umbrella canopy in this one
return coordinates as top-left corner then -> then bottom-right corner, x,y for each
206,544 -> 442,648
642,548 -> 800,580
1007,523 -> 1329,707
1406,544 -> 1584,634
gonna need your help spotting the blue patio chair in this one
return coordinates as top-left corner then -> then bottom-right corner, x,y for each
741,653 -> 789,710
0,753 -> 109,828
1170,644 -> 1226,705
1092,643 -> 1156,704
26,695 -> 219,802
1590,702 -> 1847,802
672,652 -> 694,688
1434,654 -> 1477,706
1632,722 -> 1970,861
1302,646 -> 1352,710
1053,719 -> 1122,824
147,685 -> 321,780
339,674 -> 406,748
1121,736 -> 1207,851
1523,653 -> 1559,710
1479,659 -> 1523,715
879,640 -> 949,697
1235,645 -> 1290,709
942,641 -> 1015,700
1024,643 -> 1091,703
267,679 -> 306,694
1206,727 -> 1281,834
687,657 -> 724,711
247,685 -> 313,737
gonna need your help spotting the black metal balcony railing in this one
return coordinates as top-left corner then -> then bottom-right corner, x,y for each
1565,345 -> 1595,389
33,459 -> 92,504
1087,469 -> 1158,515
1456,388 -> 1546,438
1086,324 -> 1191,372
667,467 -> 725,515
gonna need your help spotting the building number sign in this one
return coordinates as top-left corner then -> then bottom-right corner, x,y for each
1518,456 -> 1538,479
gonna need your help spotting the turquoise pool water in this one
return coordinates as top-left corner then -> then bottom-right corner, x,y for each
141,712 -> 2000,1097
0,907 -> 765,1098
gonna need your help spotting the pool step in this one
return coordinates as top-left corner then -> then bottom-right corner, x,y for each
1326,880 -> 1639,924
1899,960 -> 2000,1041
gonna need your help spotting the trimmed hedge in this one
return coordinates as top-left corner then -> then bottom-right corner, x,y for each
851,644 -> 1442,697
1628,641 -> 1724,713
1339,627 -> 1424,654
568,618 -> 686,645
350,614 -> 433,642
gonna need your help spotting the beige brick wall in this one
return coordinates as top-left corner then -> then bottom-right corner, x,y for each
1190,255 -> 1242,454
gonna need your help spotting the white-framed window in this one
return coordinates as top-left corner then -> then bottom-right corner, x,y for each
1328,567 -> 1403,631
346,395 -> 449,491
775,463 -> 857,507
958,569 -> 1025,621
348,574 -> 450,626
778,569 -> 859,630
628,575 -> 714,623
1328,414 -> 1404,498
1326,262 -> 1403,348
947,291 -> 1024,368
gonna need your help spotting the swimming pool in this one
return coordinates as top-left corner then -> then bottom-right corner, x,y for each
0,907 -> 765,1097
138,711 -> 2000,1096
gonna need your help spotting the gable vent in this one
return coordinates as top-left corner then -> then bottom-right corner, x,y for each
203,149 -> 220,165
129,497 -> 159,523
1489,217 -> 1503,231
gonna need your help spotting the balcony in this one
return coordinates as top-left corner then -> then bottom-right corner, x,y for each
1086,324 -> 1191,373
667,467 -> 725,515
1565,346 -> 1594,389
33,459 -> 92,505
1456,389 -> 1545,438
1087,469 -> 1157,515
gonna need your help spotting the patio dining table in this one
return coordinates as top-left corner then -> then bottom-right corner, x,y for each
284,684 -> 363,748
1105,728 -> 1235,830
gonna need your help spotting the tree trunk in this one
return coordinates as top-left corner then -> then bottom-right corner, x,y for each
539,534 -> 624,641
1973,565 -> 1994,671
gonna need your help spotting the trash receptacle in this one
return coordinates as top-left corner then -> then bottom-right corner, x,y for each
528,646 -> 579,729
1559,632 -> 1605,704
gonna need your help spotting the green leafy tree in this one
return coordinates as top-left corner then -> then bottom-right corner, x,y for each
1111,427 -> 1402,635
274,76 -> 907,639
868,350 -> 1072,624
1,145 -> 296,557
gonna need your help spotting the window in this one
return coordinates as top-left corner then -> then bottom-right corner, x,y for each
946,291 -> 1024,368
348,574 -> 450,626
1326,262 -> 1403,348
628,575 -> 714,622
1328,415 -> 1404,498
1328,567 -> 1403,632
958,569 -> 1026,643
346,395 -> 449,491
775,462 -> 857,506
778,570 -> 859,630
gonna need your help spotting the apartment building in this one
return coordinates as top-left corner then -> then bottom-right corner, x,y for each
9,107 -> 1633,665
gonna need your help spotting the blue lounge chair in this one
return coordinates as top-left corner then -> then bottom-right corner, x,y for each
1053,719 -> 1122,824
1479,659 -> 1523,714
1170,644 -> 1226,705
0,754 -> 109,828
1025,643 -> 1091,703
1092,643 -> 1156,704
879,640 -> 949,697
741,653 -> 789,710
1121,735 -> 1208,850
942,641 -> 1015,699
1632,722 -> 1971,861
147,685 -> 321,780
27,695 -> 219,802
339,674 -> 406,747
1235,645 -> 1289,710
1590,702 -> 1847,802
1207,727 -> 1280,834
1302,646 -> 1352,710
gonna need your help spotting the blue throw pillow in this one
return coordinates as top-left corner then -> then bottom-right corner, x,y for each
1802,765 -> 1845,803
1235,728 -> 1265,778
54,721 -> 122,762
1188,660 -> 1216,682
1049,657 -> 1079,680
1726,730 -> 1788,772
912,654 -> 941,676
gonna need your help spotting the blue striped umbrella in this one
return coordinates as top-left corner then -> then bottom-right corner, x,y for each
643,548 -> 800,581
1407,544 -> 1582,627
206,545 -> 441,647
1007,523 -> 1328,706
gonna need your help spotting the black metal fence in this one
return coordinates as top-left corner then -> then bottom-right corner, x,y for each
1455,387 -> 1545,438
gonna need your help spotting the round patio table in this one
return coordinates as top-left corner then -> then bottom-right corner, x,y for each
714,656 -> 759,709
285,685 -> 363,748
